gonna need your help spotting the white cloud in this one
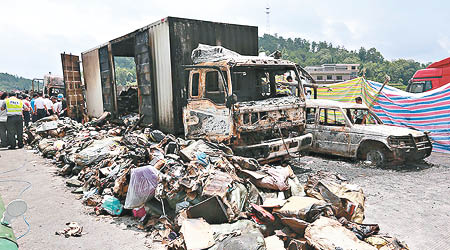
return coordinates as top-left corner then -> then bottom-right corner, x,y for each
438,36 -> 450,54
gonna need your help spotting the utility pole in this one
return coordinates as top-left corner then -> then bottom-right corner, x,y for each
265,5 -> 271,35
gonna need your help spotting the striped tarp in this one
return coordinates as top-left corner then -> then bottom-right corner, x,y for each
315,77 -> 450,153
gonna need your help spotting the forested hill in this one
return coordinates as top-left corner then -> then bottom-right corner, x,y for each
0,73 -> 32,91
259,34 -> 428,86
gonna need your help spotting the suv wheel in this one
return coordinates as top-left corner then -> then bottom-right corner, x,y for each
366,148 -> 386,167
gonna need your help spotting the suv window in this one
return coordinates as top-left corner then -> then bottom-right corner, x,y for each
205,70 -> 226,104
319,108 -> 346,126
346,108 -> 381,125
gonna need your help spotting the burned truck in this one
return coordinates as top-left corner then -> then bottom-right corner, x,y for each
183,45 -> 312,161
78,17 -> 311,161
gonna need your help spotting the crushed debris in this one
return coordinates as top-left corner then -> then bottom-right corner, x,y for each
27,115 -> 409,249
55,222 -> 83,238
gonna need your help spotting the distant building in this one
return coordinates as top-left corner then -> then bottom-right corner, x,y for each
305,64 -> 360,84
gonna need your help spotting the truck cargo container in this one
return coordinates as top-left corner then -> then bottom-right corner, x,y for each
79,17 -> 258,134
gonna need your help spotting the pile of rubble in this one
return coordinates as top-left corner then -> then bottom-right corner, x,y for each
25,114 -> 409,250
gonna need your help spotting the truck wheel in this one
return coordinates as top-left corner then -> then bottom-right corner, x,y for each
366,148 -> 386,167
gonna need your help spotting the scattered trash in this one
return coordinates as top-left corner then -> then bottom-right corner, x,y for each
101,195 -> 123,216
55,222 -> 83,238
124,165 -> 159,209
26,114 -> 409,249
305,217 -> 376,250
180,218 -> 215,250
187,196 -> 229,224
364,235 -> 410,249
264,235 -> 285,250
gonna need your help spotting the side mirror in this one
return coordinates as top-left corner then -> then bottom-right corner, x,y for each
226,94 -> 237,109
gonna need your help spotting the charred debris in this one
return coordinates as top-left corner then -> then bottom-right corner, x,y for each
25,113 -> 409,250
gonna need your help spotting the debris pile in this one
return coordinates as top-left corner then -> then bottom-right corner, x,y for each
27,115 -> 409,249
55,222 -> 83,238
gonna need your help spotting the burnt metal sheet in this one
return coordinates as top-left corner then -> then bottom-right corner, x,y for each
81,49 -> 104,117
60,53 -> 86,121
168,17 -> 258,134
183,99 -> 233,142
148,19 -> 173,132
98,46 -> 116,114
134,30 -> 155,124
187,196 -> 229,224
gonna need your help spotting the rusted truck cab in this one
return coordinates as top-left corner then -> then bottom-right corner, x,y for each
43,74 -> 65,97
183,56 -> 312,161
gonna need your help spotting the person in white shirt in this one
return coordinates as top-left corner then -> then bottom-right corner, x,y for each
33,93 -> 48,120
52,96 -> 62,116
0,92 -> 8,147
44,95 -> 53,116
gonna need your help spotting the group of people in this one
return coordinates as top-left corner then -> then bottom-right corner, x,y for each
0,91 -> 67,149
31,93 -> 66,122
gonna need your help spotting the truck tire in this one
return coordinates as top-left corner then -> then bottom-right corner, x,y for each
366,148 -> 386,167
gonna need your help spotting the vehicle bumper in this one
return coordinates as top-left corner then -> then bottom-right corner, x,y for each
391,145 -> 432,162
233,133 -> 313,161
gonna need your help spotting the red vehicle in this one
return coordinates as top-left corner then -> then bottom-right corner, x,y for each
406,57 -> 450,93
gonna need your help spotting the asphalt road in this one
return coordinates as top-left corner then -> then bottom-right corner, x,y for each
0,148 -> 163,250
292,152 -> 450,250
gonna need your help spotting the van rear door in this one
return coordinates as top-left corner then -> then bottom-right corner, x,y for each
61,53 -> 87,121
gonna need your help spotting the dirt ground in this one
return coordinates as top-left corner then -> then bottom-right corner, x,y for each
0,148 -> 449,250
291,152 -> 450,250
0,148 -> 164,250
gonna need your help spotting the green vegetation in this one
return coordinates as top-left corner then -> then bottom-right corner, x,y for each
259,34 -> 429,87
114,57 -> 137,86
0,73 -> 32,91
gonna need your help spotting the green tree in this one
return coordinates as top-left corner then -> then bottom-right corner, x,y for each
114,57 -> 137,86
258,34 -> 425,86
0,73 -> 32,91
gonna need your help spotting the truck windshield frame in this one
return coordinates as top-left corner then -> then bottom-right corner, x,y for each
406,80 -> 432,93
230,65 -> 301,102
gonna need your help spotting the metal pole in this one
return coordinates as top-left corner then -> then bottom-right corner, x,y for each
367,75 -> 390,109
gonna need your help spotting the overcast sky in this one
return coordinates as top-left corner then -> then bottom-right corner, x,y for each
1,0 -> 449,79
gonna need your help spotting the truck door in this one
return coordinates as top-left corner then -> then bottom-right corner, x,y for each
183,69 -> 233,143
99,46 -> 116,114
134,30 -> 154,125
61,53 -> 87,121
315,108 -> 351,157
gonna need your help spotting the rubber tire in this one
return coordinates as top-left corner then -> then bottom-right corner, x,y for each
366,148 -> 386,167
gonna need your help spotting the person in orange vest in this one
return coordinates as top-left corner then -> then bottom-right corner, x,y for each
0,92 -> 26,149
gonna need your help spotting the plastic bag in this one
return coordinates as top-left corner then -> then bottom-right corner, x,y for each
101,195 -> 123,216
124,165 -> 159,209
